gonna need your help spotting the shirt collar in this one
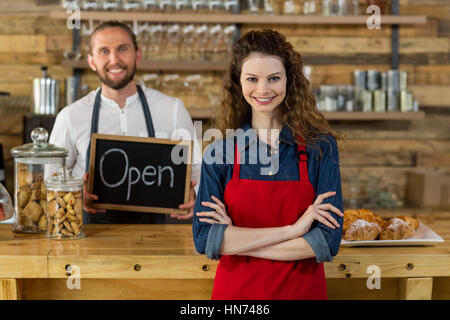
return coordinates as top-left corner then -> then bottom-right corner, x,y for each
235,122 -> 295,153
99,87 -> 140,110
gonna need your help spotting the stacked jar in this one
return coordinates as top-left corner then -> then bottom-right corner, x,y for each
45,168 -> 84,240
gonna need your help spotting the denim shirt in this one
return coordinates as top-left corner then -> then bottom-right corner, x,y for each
192,123 -> 343,263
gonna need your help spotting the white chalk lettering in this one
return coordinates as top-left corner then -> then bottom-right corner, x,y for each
142,165 -> 157,186
99,148 -> 175,201
99,148 -> 128,188
158,166 -> 174,188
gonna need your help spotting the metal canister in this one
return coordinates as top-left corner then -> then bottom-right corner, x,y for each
354,70 -> 367,89
362,90 -> 373,112
387,91 -> 399,111
381,72 -> 387,90
400,90 -> 414,112
399,70 -> 408,91
367,70 -> 381,91
387,70 -> 400,92
373,90 -> 386,112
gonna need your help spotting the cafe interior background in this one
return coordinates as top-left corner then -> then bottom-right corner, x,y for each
0,0 -> 448,300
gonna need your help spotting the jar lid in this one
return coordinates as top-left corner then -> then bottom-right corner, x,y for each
46,167 -> 82,189
11,127 -> 68,158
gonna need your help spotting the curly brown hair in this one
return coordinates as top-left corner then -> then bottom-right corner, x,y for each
214,29 -> 342,155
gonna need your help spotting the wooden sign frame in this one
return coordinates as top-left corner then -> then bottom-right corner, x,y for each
88,133 -> 192,215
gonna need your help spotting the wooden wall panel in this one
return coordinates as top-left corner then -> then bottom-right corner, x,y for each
0,1 -> 448,211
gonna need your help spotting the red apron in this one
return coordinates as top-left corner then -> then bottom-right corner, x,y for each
212,140 -> 327,300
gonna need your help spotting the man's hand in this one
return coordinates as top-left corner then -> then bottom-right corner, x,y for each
171,181 -> 197,220
83,172 -> 106,214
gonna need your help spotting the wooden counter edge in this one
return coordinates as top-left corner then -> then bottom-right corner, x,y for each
44,253 -> 450,279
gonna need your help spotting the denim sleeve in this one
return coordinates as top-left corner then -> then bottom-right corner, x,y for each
192,140 -> 232,259
304,135 -> 343,263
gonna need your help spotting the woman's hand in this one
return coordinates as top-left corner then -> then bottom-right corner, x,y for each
292,191 -> 343,237
196,195 -> 233,226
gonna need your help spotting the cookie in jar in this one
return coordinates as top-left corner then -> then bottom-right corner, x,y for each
46,167 -> 84,240
11,128 -> 68,233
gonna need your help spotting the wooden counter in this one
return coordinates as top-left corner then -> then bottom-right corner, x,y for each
0,216 -> 449,300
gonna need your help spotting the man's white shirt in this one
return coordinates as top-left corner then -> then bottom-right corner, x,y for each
49,84 -> 201,188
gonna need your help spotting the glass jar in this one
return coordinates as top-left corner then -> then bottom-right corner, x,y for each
10,128 -> 68,234
45,168 -> 84,240
0,183 -> 14,222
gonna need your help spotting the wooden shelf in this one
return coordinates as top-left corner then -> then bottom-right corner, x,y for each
50,11 -> 427,25
187,109 -> 425,120
62,59 -> 228,71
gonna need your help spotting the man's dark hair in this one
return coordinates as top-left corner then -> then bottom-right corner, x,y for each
88,21 -> 138,54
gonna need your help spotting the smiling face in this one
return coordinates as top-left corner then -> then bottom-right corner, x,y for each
87,27 -> 141,90
240,53 -> 287,116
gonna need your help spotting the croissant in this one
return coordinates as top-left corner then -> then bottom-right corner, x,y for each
395,215 -> 420,230
378,218 -> 415,240
344,219 -> 382,241
343,208 -> 388,234
343,209 -> 360,234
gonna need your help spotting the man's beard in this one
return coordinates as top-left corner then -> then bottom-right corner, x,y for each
97,63 -> 137,90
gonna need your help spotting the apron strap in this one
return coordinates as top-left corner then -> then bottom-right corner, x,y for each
297,142 -> 309,182
232,141 -> 240,180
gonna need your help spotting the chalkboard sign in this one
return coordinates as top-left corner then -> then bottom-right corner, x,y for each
88,134 -> 192,215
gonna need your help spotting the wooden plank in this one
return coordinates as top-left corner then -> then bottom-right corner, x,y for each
0,65 -> 71,82
0,279 -> 19,300
49,11 -> 428,25
0,256 -> 48,278
47,35 -> 72,53
398,277 -> 433,300
432,277 -> 450,300
413,65 -> 450,85
326,278 -> 399,300
409,85 -> 450,107
0,16 -> 69,35
21,279 -> 214,300
416,152 -> 450,167
0,0 -> 59,14
242,20 -> 439,37
326,255 -> 450,278
0,116 -> 24,135
0,53 -> 62,65
0,35 -> 46,53
48,255 -> 218,279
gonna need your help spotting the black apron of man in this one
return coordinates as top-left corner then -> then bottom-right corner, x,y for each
83,85 -> 166,224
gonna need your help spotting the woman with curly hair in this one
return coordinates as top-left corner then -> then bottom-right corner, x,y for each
192,29 -> 344,300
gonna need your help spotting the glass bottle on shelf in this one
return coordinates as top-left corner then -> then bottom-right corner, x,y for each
165,24 -> 182,60
208,0 -> 225,13
103,0 -> 121,10
194,24 -> 209,61
206,24 -> 222,61
180,24 -> 196,61
159,0 -> 176,12
61,0 -> 80,10
192,0 -> 208,12
175,0 -> 192,12
223,24 -> 236,60
263,0 -> 275,14
81,0 -> 100,10
224,0 -> 239,13
248,0 -> 260,14
142,0 -> 158,11
283,0 -> 295,15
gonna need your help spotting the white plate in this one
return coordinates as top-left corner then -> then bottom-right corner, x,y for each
340,223 -> 445,247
